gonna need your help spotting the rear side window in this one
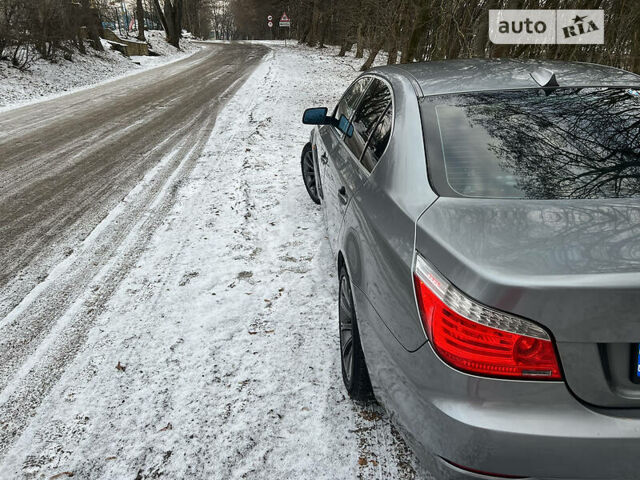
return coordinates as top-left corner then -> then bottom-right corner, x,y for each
361,105 -> 392,172
334,77 -> 371,123
344,79 -> 392,163
421,88 -> 640,199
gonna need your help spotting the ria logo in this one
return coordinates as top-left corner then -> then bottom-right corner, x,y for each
489,10 -> 604,45
561,14 -> 599,39
557,10 -> 604,44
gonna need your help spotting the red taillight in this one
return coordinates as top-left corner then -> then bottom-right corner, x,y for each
414,254 -> 562,380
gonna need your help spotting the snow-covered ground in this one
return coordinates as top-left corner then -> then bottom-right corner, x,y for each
0,31 -> 199,111
0,42 -> 429,479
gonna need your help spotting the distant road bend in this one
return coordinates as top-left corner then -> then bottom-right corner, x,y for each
0,42 -> 268,457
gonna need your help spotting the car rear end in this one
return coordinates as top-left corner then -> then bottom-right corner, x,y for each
405,83 -> 640,479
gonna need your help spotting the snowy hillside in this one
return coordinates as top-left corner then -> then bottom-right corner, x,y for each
0,31 -> 199,110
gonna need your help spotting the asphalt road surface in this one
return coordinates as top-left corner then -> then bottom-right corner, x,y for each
0,42 -> 268,459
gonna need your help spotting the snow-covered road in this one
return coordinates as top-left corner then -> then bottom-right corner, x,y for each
0,42 -> 430,479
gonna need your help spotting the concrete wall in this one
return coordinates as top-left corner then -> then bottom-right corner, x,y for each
102,29 -> 149,56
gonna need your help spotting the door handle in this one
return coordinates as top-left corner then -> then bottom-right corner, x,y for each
338,186 -> 348,204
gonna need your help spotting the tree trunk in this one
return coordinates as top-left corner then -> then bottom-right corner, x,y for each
137,0 -> 146,41
80,0 -> 104,51
471,8 -> 491,57
152,0 -> 169,35
338,41 -> 353,57
355,24 -> 364,58
387,21 -> 399,65
307,1 -> 321,47
387,46 -> 397,65
633,26 -> 640,73
318,12 -> 329,48
401,5 -> 429,63
156,0 -> 182,48
70,2 -> 86,54
299,27 -> 310,44
361,37 -> 383,71
297,3 -> 313,44
77,32 -> 86,54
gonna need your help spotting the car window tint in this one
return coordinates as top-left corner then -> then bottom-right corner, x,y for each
344,79 -> 392,161
421,88 -> 640,199
334,77 -> 371,123
361,104 -> 393,172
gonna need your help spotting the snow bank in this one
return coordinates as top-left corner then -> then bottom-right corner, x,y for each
145,30 -> 199,57
0,31 -> 199,111
0,41 -> 427,479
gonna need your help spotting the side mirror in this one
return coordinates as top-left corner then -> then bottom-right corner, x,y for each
337,115 -> 354,137
302,108 -> 353,137
302,107 -> 331,125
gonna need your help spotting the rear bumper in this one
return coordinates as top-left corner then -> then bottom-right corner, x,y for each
399,342 -> 640,479
356,292 -> 640,480
433,456 -> 592,480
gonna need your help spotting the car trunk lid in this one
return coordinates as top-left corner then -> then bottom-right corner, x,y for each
416,197 -> 640,407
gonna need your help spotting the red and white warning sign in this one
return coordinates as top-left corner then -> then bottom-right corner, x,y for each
279,12 -> 291,27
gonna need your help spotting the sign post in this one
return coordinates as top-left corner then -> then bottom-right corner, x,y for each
279,12 -> 291,46
267,15 -> 273,39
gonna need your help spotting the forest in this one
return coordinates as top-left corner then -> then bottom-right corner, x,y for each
230,0 -> 640,73
1,1 -> 638,73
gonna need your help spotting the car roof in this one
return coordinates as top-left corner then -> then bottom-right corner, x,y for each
369,58 -> 640,97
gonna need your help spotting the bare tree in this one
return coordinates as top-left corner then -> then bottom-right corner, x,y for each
152,0 -> 183,47
137,0 -> 146,41
0,0 -> 111,68
80,0 -> 104,52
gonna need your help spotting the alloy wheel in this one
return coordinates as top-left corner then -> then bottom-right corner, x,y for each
339,273 -> 355,384
302,149 -> 320,203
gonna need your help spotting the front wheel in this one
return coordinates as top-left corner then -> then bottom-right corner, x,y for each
339,265 -> 373,401
301,144 -> 321,205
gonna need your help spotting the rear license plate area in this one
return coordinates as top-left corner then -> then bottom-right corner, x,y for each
631,344 -> 640,384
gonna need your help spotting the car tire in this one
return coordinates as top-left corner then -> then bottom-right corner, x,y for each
301,143 -> 321,205
339,265 -> 374,401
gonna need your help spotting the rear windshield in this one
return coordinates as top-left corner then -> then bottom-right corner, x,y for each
420,88 -> 640,199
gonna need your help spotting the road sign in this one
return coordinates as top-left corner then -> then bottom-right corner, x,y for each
279,12 -> 291,27
268,21 -> 273,28
267,15 -> 273,21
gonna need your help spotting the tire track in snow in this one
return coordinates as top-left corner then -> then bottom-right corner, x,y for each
0,45 -> 263,319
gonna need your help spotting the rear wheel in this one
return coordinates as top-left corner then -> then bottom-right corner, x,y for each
301,144 -> 321,205
339,265 -> 373,401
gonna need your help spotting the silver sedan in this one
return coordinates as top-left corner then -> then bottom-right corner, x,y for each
301,59 -> 640,479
